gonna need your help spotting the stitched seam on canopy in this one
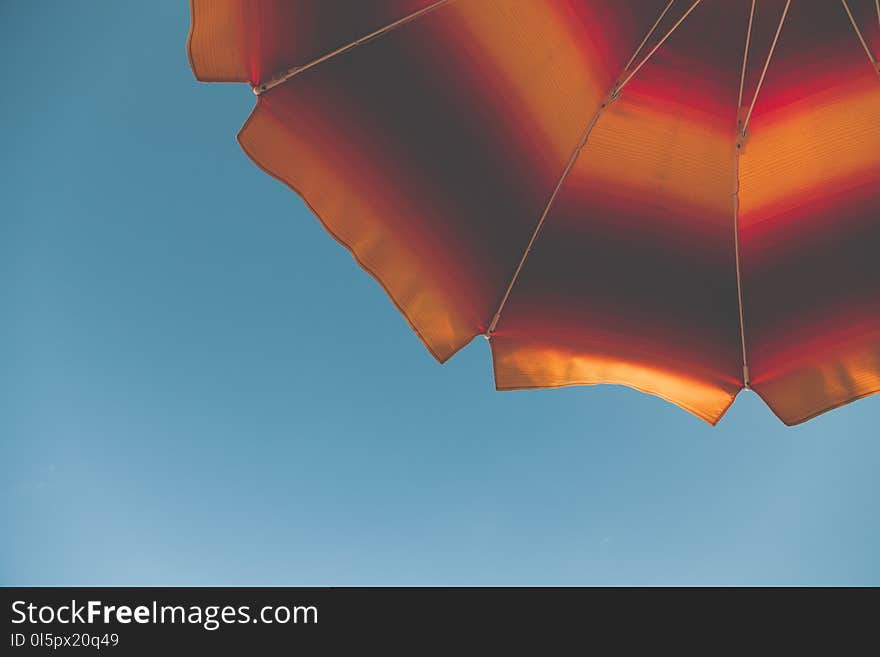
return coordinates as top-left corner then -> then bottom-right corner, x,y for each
253,0 -> 452,94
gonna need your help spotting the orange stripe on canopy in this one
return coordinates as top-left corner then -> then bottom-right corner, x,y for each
189,0 -> 880,425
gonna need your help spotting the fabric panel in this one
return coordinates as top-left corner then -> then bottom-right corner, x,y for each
739,1 -> 880,424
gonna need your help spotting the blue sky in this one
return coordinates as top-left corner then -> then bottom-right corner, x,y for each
2,1 -> 879,585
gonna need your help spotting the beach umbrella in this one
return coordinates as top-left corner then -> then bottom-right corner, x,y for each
187,0 -> 880,425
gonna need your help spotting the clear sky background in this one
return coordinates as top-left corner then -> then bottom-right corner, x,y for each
2,1 -> 879,586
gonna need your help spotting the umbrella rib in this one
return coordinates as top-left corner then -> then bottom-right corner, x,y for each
253,0 -> 451,95
741,0 -> 790,138
486,96 -> 613,335
733,2 -> 756,389
623,0 -> 675,73
733,150 -> 749,388
738,0 -> 756,111
841,0 -> 880,76
734,1 -> 790,387
616,0 -> 703,96
487,2 -> 704,335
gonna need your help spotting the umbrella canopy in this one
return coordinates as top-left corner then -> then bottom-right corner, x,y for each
187,0 -> 880,425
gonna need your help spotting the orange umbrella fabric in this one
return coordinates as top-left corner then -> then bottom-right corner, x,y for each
187,0 -> 880,425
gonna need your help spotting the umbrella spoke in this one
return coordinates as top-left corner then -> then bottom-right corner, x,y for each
740,0 -> 791,138
623,0 -> 675,73
841,0 -> 880,76
487,0 -> 705,336
253,0 -> 451,95
615,0 -> 703,97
